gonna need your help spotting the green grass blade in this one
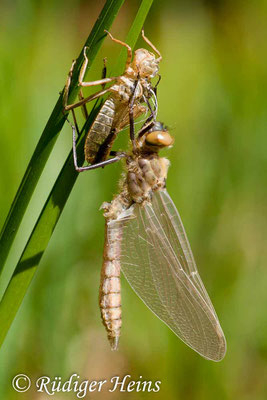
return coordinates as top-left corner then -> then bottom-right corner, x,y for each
114,0 -> 154,71
0,0 -> 154,348
0,0 -> 125,275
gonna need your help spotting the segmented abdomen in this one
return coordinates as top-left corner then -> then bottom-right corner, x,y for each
99,219 -> 122,350
84,97 -> 116,164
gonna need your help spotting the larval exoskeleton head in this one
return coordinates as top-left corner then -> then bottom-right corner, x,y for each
131,49 -> 159,79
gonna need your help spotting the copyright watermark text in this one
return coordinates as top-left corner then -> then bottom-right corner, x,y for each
12,373 -> 161,397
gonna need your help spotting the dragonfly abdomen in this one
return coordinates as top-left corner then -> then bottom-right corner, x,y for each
84,98 -> 116,164
99,220 -> 122,350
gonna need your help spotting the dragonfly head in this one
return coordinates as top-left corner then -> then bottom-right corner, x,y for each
144,122 -> 174,152
131,49 -> 160,79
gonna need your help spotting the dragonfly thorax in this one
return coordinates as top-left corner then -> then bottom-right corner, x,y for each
127,155 -> 169,204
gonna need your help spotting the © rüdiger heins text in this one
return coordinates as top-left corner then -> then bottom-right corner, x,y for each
36,373 -> 161,397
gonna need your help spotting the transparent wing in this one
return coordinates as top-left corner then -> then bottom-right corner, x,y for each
110,189 -> 226,361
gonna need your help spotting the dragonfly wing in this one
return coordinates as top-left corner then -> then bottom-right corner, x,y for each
113,189 -> 226,361
151,190 -> 218,316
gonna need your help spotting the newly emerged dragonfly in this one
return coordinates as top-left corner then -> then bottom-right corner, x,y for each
65,29 -> 226,360
63,30 -> 161,171
98,121 -> 226,362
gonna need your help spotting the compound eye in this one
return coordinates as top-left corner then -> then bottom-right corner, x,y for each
145,131 -> 174,147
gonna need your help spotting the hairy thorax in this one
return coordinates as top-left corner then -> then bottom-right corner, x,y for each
127,155 -> 170,204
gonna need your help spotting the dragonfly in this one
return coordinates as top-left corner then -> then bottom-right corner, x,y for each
98,120 -> 227,362
63,29 -> 161,171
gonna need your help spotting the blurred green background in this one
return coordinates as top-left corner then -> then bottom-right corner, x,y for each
0,0 -> 267,399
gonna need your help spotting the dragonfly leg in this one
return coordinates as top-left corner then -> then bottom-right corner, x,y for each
68,118 -> 125,172
101,57 -> 107,88
141,29 -> 162,62
63,53 -> 113,109
128,82 -> 158,151
64,87 -> 111,111
78,75 -> 116,88
136,96 -> 159,141
62,59 -> 76,110
110,150 -> 127,157
129,79 -> 140,152
104,30 -> 132,70
153,74 -> 161,97
69,109 -> 82,170
143,94 -> 157,122
137,119 -> 154,141
75,155 -> 125,172
78,46 -> 116,88
63,47 -> 121,111
78,89 -> 89,119
78,57 -> 108,120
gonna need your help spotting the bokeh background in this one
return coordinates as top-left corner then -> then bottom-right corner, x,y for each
0,0 -> 267,399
